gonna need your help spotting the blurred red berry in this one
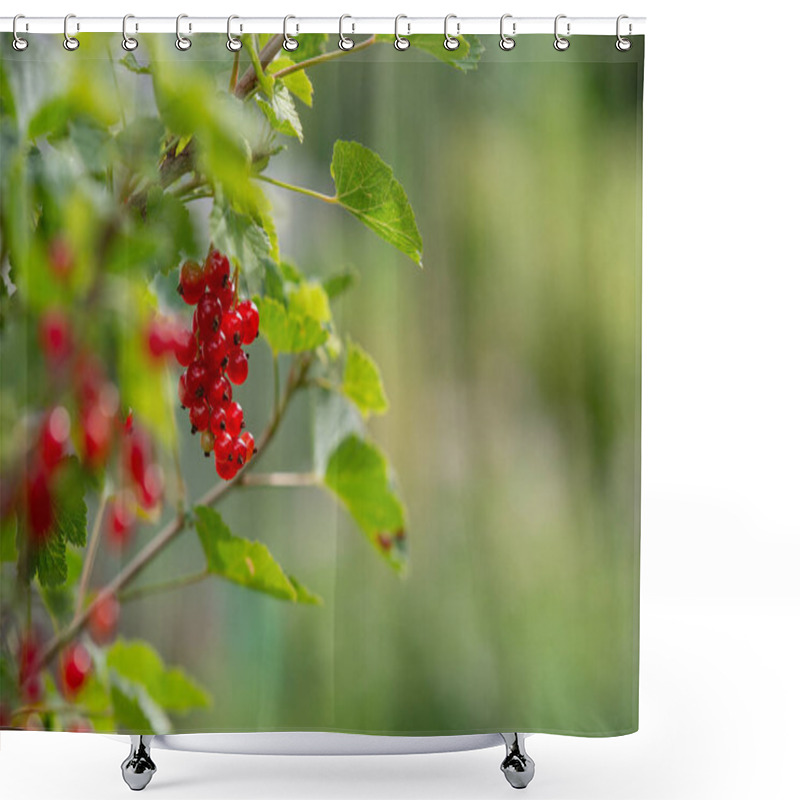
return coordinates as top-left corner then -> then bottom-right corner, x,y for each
39,309 -> 72,365
177,260 -> 206,305
172,327 -> 196,367
18,631 -> 43,703
227,348 -> 249,385
40,406 -> 71,471
61,643 -> 92,697
226,402 -> 244,436
25,469 -> 54,543
88,593 -> 120,645
237,300 -> 259,344
108,495 -> 136,549
215,456 -> 238,480
139,464 -> 164,510
146,318 -> 175,360
48,236 -> 74,279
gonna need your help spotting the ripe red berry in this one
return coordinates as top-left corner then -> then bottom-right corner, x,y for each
139,464 -> 164,510
207,374 -> 232,408
178,260 -> 206,305
209,406 -> 228,436
126,429 -> 150,488
237,300 -> 259,345
172,327 -> 197,367
108,496 -> 136,550
81,405 -> 113,469
232,437 -> 247,468
61,643 -> 92,697
40,406 -> 71,471
203,330 -> 229,372
178,372 -> 191,407
146,318 -> 174,360
186,360 -> 209,400
226,402 -> 244,435
189,400 -> 210,432
18,632 -> 43,703
240,431 -> 256,462
88,593 -> 120,645
216,282 -> 235,310
215,456 -> 238,480
39,309 -> 72,365
227,348 -> 249,385
200,430 -> 215,457
221,311 -> 244,347
213,431 -> 234,462
25,469 -> 54,543
195,294 -> 223,338
204,250 -> 231,295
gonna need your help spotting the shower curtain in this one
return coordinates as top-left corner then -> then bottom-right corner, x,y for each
0,31 -> 643,739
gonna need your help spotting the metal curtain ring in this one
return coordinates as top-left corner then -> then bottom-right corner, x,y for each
12,14 -> 29,51
227,15 -> 242,51
499,14 -> 515,51
394,15 -> 410,51
283,15 -> 299,51
339,15 -> 355,51
554,14 -> 570,51
444,14 -> 460,51
616,14 -> 632,51
63,14 -> 79,51
175,14 -> 191,50
122,14 -> 138,51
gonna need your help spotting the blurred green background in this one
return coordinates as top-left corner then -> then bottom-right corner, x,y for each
90,35 -> 642,736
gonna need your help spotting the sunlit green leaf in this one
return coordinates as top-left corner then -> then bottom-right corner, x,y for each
110,683 -> 155,734
195,506 -> 318,603
39,547 -> 82,625
108,638 -> 211,714
254,295 -> 328,354
331,141 -> 422,266
288,281 -> 331,324
257,85 -> 303,141
268,58 -> 314,107
324,434 -> 407,571
342,340 -> 389,417
322,268 -> 358,300
376,33 -> 485,71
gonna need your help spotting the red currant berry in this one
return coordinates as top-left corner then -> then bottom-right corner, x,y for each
200,430 -> 215,457
186,360 -> 209,400
204,250 -> 231,294
221,311 -> 244,348
61,643 -> 92,697
232,437 -> 247,468
18,631 -> 42,701
226,402 -> 244,435
215,456 -> 238,480
124,410 -> 134,435
146,318 -> 174,360
189,400 -> 210,433
126,429 -> 150,488
207,375 -> 232,408
240,431 -> 256,462
39,309 -> 72,365
81,405 -> 113,469
88,593 -> 120,646
40,406 -> 71,471
213,431 -> 234,462
178,372 -> 191,407
203,330 -> 229,372
48,236 -> 74,280
173,327 -> 197,368
195,294 -> 223,338
139,464 -> 164,510
25,469 -> 54,543
177,260 -> 206,305
108,495 -> 136,550
216,282 -> 235,310
209,406 -> 228,436
227,348 -> 249,385
237,300 -> 259,345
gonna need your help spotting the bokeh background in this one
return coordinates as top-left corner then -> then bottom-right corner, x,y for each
14,34 -> 642,736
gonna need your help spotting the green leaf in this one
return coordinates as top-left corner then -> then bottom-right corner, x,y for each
288,576 -> 324,606
107,638 -> 211,714
195,506 -> 315,602
257,85 -> 303,142
110,684 -> 155,734
322,268 -> 358,300
118,52 -> 151,75
268,58 -> 314,107
39,547 -> 82,626
32,528 -> 68,588
52,457 -> 88,548
142,186 -> 199,267
331,141 -> 422,266
342,341 -> 389,418
288,281 -> 331,324
376,33 -> 485,71
209,196 -> 282,298
254,296 -> 328,354
324,434 -> 407,571
286,33 -> 329,62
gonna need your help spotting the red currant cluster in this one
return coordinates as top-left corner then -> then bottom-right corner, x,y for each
175,250 -> 259,480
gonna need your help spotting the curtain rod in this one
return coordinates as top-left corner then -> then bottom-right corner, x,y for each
0,16 -> 646,36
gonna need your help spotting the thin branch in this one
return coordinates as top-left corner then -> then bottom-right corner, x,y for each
271,36 -> 377,81
255,174 -> 337,204
119,570 -> 208,604
233,34 -> 284,99
73,492 -> 108,621
240,472 -> 318,488
35,358 -> 311,673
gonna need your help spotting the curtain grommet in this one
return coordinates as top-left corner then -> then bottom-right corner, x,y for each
63,13 -> 79,51
122,14 -> 138,51
444,14 -> 460,51
394,15 -> 410,50
553,14 -> 570,51
338,15 -> 355,51
499,14 -> 516,51
175,14 -> 192,50
283,15 -> 299,51
227,15 -> 242,52
615,15 -> 632,51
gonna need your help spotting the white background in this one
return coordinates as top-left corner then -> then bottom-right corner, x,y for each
2,1 -> 799,798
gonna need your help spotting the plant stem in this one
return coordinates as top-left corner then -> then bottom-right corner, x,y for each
119,570 -> 208,604
240,472 -> 318,488
234,34 -> 284,99
271,36 -> 377,81
35,358 -> 311,674
256,174 -> 337,204
74,491 -> 108,621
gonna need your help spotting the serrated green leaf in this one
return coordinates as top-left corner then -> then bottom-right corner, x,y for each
288,281 -> 331,324
376,33 -> 485,71
322,268 -> 358,299
268,59 -> 314,107
254,296 -> 328,354
110,683 -> 155,734
39,547 -> 82,625
107,638 -> 211,714
288,576 -> 324,606
331,141 -> 422,266
342,340 -> 389,418
286,33 -> 329,62
324,434 -> 407,571
52,457 -> 88,548
257,85 -> 303,142
33,528 -> 68,588
195,506 -> 309,602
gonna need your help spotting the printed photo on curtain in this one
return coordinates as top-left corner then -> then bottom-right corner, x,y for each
0,22 -> 643,790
